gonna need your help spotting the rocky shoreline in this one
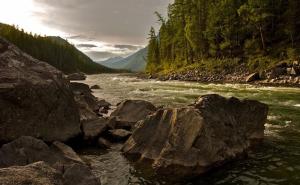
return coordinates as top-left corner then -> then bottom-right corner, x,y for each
144,62 -> 300,88
0,37 -> 270,184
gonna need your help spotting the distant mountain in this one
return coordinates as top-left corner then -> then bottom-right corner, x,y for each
99,47 -> 148,72
0,23 -> 115,74
98,57 -> 124,68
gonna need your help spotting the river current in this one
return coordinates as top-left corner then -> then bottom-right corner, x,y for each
79,74 -> 300,185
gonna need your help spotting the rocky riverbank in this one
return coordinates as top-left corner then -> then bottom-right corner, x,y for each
0,37 -> 270,184
146,62 -> 300,87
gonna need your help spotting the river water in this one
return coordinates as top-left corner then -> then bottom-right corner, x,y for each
80,74 -> 300,185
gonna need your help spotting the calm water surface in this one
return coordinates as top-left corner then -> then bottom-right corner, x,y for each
80,74 -> 300,185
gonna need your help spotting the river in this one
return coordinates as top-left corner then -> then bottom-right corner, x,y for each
79,73 -> 300,185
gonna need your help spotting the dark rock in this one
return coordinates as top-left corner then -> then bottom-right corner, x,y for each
0,161 -> 63,185
109,129 -> 132,141
97,99 -> 111,109
51,141 -> 84,165
91,85 -> 101,89
246,72 -> 260,82
268,67 -> 287,78
122,94 -> 268,179
111,100 -> 157,128
82,118 -> 109,140
108,116 -> 133,130
97,138 -> 112,149
70,82 -> 99,122
0,39 -> 9,54
0,136 -> 84,168
63,163 -> 100,185
70,82 -> 92,95
67,72 -> 86,81
97,99 -> 111,116
0,38 -> 81,142
0,136 -> 101,185
275,62 -> 288,68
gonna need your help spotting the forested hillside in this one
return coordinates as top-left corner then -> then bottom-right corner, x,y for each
0,23 -> 115,74
147,0 -> 300,73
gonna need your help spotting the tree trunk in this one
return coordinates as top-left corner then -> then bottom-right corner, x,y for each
259,26 -> 266,51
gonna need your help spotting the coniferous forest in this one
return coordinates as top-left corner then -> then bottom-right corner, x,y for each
147,0 -> 300,73
0,23 -> 115,74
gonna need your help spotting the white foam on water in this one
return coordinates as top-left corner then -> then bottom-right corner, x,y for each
267,115 -> 281,121
294,104 -> 300,107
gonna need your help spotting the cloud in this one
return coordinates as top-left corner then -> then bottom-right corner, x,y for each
85,51 -> 127,61
114,44 -> 142,51
33,0 -> 172,45
76,43 -> 98,48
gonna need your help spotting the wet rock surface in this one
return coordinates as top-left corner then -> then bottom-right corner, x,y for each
122,94 -> 268,179
110,100 -> 157,129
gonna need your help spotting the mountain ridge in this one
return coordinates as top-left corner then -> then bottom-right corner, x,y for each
98,47 -> 148,72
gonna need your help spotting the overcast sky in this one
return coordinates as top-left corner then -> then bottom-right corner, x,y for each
0,0 -> 172,61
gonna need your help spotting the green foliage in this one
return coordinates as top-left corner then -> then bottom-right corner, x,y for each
147,0 -> 300,74
0,23 -> 115,74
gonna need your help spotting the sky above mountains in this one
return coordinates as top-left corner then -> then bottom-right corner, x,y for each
0,0 -> 171,61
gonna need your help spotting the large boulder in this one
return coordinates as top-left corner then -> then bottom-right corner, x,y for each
110,100 -> 157,128
0,162 -> 63,185
0,38 -> 81,142
122,94 -> 268,179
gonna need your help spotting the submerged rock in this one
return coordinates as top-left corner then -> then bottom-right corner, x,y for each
91,85 -> 101,89
111,100 -> 157,128
0,38 -> 81,142
122,94 -> 268,179
67,72 -> 87,81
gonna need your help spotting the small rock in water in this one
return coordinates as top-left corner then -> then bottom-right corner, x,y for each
111,100 -> 157,129
109,129 -> 132,141
91,85 -> 101,89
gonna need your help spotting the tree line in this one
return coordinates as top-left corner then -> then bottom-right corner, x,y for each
0,23 -> 115,74
147,0 -> 300,73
